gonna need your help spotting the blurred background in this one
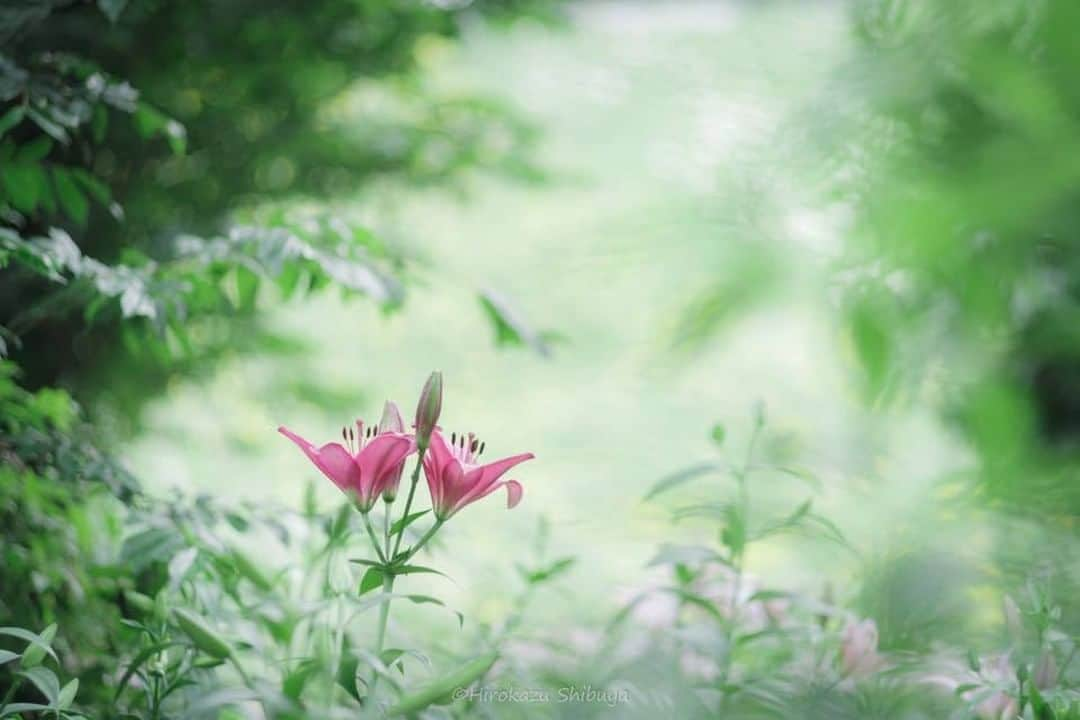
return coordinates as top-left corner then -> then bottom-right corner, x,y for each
4,0 -> 1080,718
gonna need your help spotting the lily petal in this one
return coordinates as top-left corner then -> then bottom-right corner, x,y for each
355,433 -> 414,497
278,426 -> 361,493
379,401 -> 406,434
473,452 -> 535,489
505,480 -> 523,509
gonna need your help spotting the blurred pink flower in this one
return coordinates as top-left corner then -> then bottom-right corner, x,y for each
279,418 -> 414,512
423,429 -> 533,519
840,618 -> 884,677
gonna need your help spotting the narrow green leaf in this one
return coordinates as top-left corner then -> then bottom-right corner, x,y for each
0,625 -> 58,667
0,649 -> 18,666
390,510 -> 429,537
643,462 -> 720,501
1,702 -> 52,717
0,107 -> 26,137
522,557 -> 576,585
171,608 -> 234,659
57,678 -> 78,710
387,652 -> 498,716
392,564 -> 450,579
52,168 -> 89,225
19,666 -> 60,704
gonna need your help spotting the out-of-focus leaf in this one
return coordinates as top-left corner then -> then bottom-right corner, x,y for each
643,462 -> 721,501
479,288 -> 551,356
19,666 -> 60,704
387,652 -> 498,716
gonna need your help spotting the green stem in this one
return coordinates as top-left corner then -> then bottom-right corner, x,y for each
391,446 -> 428,560
368,572 -> 395,701
404,520 -> 444,562
382,503 -> 391,556
361,512 -> 388,565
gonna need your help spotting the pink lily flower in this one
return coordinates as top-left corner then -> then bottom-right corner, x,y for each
423,429 -> 534,520
377,401 -> 408,502
278,415 -> 415,512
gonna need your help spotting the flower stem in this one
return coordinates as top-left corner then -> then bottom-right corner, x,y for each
390,445 -> 427,560
368,572 -> 395,701
404,520 -> 444,562
361,512 -> 388,565
382,503 -> 391,555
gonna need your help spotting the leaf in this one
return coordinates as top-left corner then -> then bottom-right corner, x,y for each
0,649 -> 18,666
27,109 -> 68,143
643,462 -> 720,501
57,678 -> 78,710
15,136 -> 51,163
387,652 -> 499,716
71,169 -> 111,205
52,168 -> 89,225
1,162 -> 45,212
19,666 -> 60,704
752,499 -> 812,541
710,423 -> 726,447
389,564 -> 451,580
521,556 -> 576,585
359,567 -> 384,596
0,626 -> 58,666
0,106 -> 26,137
390,510 -> 429,537
0,703 -> 51,717
478,289 -> 551,356
283,658 -> 321,701
171,608 -> 234,659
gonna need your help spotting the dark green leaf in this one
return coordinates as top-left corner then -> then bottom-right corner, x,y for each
52,168 -> 89,225
359,567 -> 384,596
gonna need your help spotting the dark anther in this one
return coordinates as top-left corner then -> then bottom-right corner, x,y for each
451,431 -> 456,445
479,441 -> 486,456
470,438 -> 478,452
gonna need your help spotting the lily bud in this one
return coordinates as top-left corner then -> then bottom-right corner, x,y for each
414,371 -> 443,450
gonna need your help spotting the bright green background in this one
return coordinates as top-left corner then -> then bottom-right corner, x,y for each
124,1 -> 966,629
